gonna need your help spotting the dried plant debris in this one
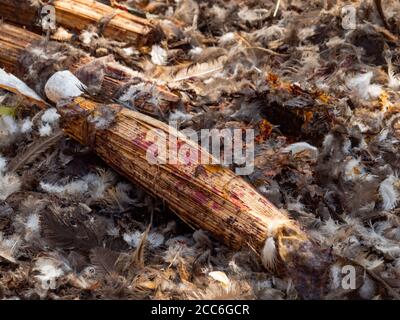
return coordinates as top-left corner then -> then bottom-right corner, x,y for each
1,0 -> 400,300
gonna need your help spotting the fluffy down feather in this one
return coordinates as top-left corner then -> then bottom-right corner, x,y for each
347,72 -> 382,100
379,175 -> 399,211
261,237 -> 277,270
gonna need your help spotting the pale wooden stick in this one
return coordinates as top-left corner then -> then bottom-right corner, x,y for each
0,0 -> 160,45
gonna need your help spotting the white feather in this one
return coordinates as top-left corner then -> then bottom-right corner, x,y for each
151,45 -> 168,66
40,171 -> 113,198
283,142 -> 318,158
38,123 -> 52,137
379,175 -> 399,210
147,232 -> 165,248
320,218 -> 341,237
238,6 -> 269,22
322,133 -> 334,150
344,158 -> 364,181
41,108 -> 60,124
189,47 -> 203,57
209,271 -> 231,288
172,56 -> 226,82
168,110 -> 193,123
347,72 -> 382,100
20,118 -> 33,133
45,70 -> 85,103
0,173 -> 21,200
219,32 -> 236,45
261,237 -> 277,270
123,231 -> 142,247
0,156 -> 7,173
1,115 -> 19,135
121,47 -> 138,56
25,213 -> 40,233
330,264 -> 342,289
33,257 -> 66,290
79,29 -> 98,45
0,68 -> 44,104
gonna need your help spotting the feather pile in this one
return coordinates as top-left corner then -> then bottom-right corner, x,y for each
1,0 -> 400,300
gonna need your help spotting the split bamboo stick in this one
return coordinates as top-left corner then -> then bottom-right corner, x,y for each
0,0 -> 160,46
0,23 -> 42,74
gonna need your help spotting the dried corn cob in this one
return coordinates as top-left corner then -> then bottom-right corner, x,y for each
51,82 -> 335,298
